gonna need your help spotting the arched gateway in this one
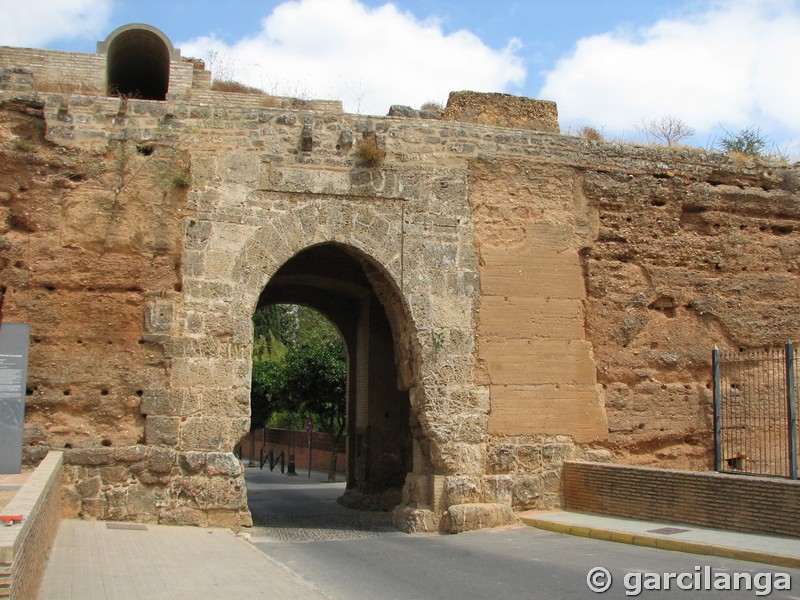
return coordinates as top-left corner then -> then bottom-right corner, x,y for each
166,170 -> 492,530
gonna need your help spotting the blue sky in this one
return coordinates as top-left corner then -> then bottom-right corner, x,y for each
2,0 -> 799,157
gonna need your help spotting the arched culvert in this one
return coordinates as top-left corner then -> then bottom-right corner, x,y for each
98,24 -> 177,100
256,244 -> 417,511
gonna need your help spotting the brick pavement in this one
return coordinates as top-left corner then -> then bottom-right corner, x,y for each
37,519 -> 332,600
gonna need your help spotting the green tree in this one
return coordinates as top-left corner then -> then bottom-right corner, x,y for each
250,304 -> 347,480
283,338 -> 347,481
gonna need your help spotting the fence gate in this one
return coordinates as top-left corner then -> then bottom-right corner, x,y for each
713,341 -> 798,478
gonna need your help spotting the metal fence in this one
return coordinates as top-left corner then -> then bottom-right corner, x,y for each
713,341 -> 798,479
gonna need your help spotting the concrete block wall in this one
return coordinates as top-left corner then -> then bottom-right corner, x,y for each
563,460 -> 800,537
0,451 -> 63,600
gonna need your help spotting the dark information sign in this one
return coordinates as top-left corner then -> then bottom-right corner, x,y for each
0,323 -> 30,474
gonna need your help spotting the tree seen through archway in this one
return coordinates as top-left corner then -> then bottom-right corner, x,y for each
251,304 -> 346,481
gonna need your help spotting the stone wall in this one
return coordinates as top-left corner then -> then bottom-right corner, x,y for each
1,33 -> 799,532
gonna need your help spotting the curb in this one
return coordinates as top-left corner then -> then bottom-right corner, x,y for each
520,516 -> 800,570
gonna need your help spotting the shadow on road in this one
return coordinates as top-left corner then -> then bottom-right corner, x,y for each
244,466 -> 398,542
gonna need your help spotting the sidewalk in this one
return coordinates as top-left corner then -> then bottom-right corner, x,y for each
37,519 -> 332,600
520,510 -> 800,569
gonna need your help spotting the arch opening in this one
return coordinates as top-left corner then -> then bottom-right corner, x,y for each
252,243 -> 417,510
106,29 -> 170,100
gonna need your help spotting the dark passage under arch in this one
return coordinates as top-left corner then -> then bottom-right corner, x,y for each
256,243 -> 415,509
106,29 -> 170,100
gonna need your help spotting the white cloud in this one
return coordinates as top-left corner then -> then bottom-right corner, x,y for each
178,0 -> 525,115
0,0 -> 111,48
539,0 -> 800,150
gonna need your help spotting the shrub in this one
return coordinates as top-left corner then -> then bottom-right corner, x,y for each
420,100 -> 443,111
716,126 -> 766,156
579,126 -> 603,141
211,79 -> 266,95
172,170 -> 191,188
356,137 -> 386,167
715,126 -> 789,162
13,138 -> 34,152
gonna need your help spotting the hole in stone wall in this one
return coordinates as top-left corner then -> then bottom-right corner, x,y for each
63,389 -> 71,396
651,199 -> 667,207
100,389 -> 109,396
136,143 -> 154,156
682,204 -> 707,214
101,438 -> 113,446
772,224 -> 794,235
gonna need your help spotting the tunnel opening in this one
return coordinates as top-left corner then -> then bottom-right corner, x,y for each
244,243 -> 416,535
105,28 -> 170,100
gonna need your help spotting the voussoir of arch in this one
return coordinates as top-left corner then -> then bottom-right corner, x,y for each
97,23 -> 181,61
229,200 -> 419,390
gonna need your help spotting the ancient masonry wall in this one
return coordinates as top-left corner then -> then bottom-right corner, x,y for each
1,44 -> 799,530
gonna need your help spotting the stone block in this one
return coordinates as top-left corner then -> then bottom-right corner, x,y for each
487,384 -> 607,442
179,451 -> 207,474
174,475 -> 246,510
482,475 -> 513,505
64,447 -> 114,466
486,444 -> 515,474
147,447 -> 177,474
442,91 -> 559,133
392,506 -> 440,533
445,475 -> 482,505
76,475 -> 101,498
205,452 -> 241,477
126,483 -> 157,517
516,445 -> 543,472
512,475 -> 541,509
145,416 -> 180,447
158,506 -> 208,527
114,445 -> 149,464
103,487 -> 129,520
445,503 -> 516,533
542,442 -> 578,467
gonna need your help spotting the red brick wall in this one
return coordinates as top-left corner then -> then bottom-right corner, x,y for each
237,428 -> 346,473
563,461 -> 800,538
1,451 -> 63,600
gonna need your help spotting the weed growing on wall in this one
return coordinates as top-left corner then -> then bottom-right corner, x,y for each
356,136 -> 386,167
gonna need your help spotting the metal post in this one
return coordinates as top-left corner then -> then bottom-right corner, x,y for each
712,346 -> 722,472
248,429 -> 256,467
287,429 -> 297,475
308,432 -> 313,479
786,340 -> 797,480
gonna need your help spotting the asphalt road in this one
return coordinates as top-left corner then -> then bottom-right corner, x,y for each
245,467 -> 800,600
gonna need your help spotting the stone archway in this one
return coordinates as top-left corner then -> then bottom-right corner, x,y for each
256,243 -> 414,508
165,166 -> 488,530
98,24 -> 176,100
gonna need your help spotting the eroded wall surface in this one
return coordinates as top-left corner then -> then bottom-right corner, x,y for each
1,41 -> 799,531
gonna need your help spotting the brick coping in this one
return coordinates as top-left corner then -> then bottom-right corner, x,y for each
0,451 -> 63,598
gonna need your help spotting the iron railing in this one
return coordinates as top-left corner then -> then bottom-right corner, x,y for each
260,447 -> 285,473
713,341 -> 798,479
